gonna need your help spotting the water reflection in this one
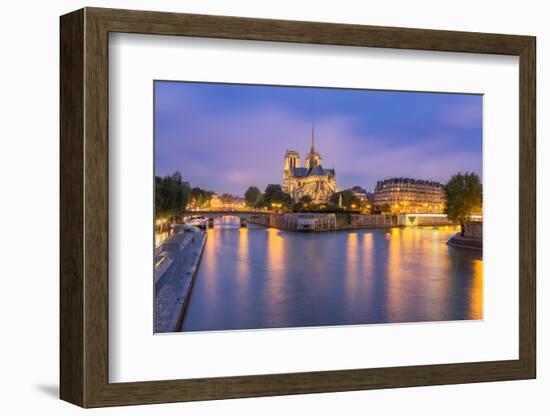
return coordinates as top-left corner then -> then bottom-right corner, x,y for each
215,215 -> 241,227
181,225 -> 482,332
154,229 -> 173,246
265,229 -> 286,325
469,259 -> 483,319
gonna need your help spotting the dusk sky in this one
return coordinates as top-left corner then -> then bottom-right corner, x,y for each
155,81 -> 482,196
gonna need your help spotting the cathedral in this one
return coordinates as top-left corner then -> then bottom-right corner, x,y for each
283,130 -> 337,204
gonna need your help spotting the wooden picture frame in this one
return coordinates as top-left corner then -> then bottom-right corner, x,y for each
60,7 -> 536,408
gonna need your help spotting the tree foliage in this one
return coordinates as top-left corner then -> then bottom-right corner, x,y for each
329,189 -> 361,210
220,193 -> 235,205
443,172 -> 482,236
262,184 -> 292,208
373,203 -> 391,214
190,187 -> 214,209
155,171 -> 191,218
291,195 -> 314,211
244,186 -> 263,208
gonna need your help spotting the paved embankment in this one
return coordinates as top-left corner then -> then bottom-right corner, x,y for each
154,229 -> 207,333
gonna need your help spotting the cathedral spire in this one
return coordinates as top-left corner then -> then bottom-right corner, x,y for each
310,125 -> 315,154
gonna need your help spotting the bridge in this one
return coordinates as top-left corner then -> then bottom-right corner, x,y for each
179,211 -> 476,230
179,211 -> 270,227
181,210 -> 266,219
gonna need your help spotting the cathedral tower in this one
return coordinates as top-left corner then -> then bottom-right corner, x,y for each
282,129 -> 337,203
305,127 -> 322,169
283,150 -> 300,193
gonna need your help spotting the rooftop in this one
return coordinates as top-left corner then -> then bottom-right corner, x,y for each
375,177 -> 443,189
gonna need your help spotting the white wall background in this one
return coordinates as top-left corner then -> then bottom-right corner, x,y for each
0,0 -> 545,414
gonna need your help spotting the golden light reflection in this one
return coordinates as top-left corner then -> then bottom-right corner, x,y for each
265,228 -> 286,307
202,228 -> 219,301
345,232 -> 359,303
385,226 -> 456,321
154,230 -> 172,246
423,228 -> 452,319
469,259 -> 483,319
386,227 -> 404,320
356,232 -> 374,306
183,224 -> 483,331
237,227 -> 250,282
362,232 -> 373,276
233,227 -> 251,311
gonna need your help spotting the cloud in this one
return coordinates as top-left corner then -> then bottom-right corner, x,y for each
440,100 -> 483,129
155,95 -> 482,195
358,141 -> 481,185
154,82 -> 202,116
156,107 -> 313,193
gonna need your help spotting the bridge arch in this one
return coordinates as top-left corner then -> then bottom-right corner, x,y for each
180,211 -> 271,228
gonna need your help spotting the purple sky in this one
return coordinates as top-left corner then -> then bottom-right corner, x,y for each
155,81 -> 482,196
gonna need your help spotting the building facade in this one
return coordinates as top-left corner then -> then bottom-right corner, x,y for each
373,177 -> 444,213
210,193 -> 246,210
350,186 -> 374,203
283,131 -> 337,204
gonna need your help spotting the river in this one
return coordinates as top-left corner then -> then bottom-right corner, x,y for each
180,219 -> 482,332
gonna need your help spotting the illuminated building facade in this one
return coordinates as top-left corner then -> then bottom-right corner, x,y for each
211,193 -> 246,209
283,130 -> 337,204
373,177 -> 444,213
210,193 -> 222,208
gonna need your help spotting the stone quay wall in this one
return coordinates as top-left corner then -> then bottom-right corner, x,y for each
349,214 -> 398,228
447,221 -> 483,251
248,213 -> 399,232
464,221 -> 483,239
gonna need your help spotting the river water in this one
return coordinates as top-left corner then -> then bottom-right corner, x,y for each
180,219 -> 482,332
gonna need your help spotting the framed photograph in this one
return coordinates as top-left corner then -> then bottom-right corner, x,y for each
60,7 -> 536,407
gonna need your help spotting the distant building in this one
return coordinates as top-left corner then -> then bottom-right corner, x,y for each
374,177 -> 444,213
283,129 -> 337,204
350,186 -> 367,201
232,196 -> 246,209
220,194 -> 246,209
210,193 -> 222,208
350,186 -> 373,203
209,193 -> 245,209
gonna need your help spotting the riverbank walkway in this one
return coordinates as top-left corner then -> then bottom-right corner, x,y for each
154,228 -> 206,333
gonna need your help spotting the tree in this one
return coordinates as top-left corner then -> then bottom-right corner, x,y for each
155,171 -> 191,221
254,194 -> 265,209
299,195 -> 313,205
244,186 -> 263,208
443,172 -> 482,236
292,195 -> 313,212
190,187 -> 214,209
299,195 -> 312,204
262,184 -> 292,209
220,193 -> 235,206
329,189 -> 361,210
376,203 -> 391,214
